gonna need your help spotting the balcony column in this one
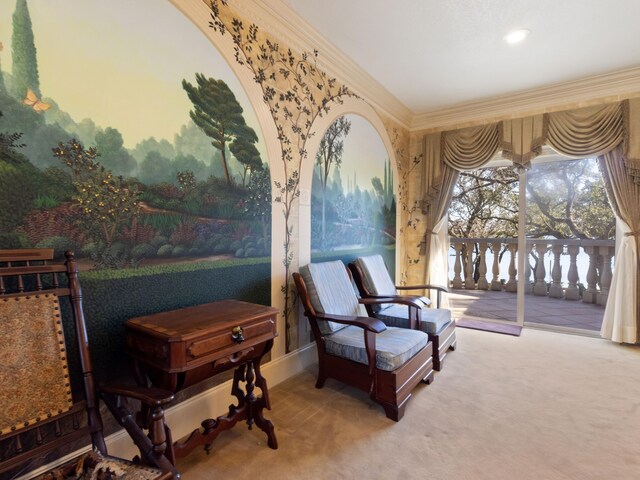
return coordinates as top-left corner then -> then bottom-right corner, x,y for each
464,241 -> 476,290
477,242 -> 489,290
452,241 -> 463,289
533,242 -> 548,296
565,245 -> 580,300
505,243 -> 518,293
597,246 -> 613,306
524,243 -> 533,294
582,246 -> 599,304
490,241 -> 503,291
549,244 -> 564,298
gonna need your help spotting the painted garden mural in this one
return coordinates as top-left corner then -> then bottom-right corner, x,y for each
0,0 -> 271,379
0,0 -> 270,268
311,114 -> 396,273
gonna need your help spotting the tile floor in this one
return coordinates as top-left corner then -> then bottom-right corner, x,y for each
448,288 -> 605,331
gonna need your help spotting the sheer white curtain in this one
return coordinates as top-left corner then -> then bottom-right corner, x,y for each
598,146 -> 639,343
601,219 -> 637,342
429,215 -> 451,308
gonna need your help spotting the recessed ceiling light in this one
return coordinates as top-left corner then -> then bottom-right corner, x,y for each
504,29 -> 530,44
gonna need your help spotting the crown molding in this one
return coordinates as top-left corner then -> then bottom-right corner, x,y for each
232,0 -> 414,128
411,66 -> 640,133
209,1 -> 640,135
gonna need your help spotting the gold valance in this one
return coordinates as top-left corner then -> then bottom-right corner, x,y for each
440,122 -> 502,171
430,99 -> 634,175
502,115 -> 546,169
627,98 -> 640,185
545,101 -> 627,159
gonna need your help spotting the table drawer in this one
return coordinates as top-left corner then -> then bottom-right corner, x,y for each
186,317 -> 275,362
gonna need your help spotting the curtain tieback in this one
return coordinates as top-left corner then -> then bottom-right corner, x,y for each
624,231 -> 640,237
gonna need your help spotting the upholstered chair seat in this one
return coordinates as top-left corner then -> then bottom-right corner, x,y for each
349,254 -> 457,371
294,260 -> 435,421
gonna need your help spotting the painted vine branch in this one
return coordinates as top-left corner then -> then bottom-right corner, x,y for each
208,0 -> 356,351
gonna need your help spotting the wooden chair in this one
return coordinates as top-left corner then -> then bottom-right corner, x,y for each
293,260 -> 434,421
348,254 -> 456,371
0,249 -> 179,479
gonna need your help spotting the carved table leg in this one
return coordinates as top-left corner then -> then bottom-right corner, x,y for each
250,357 -> 278,449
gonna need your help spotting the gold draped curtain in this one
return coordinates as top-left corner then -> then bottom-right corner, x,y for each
418,99 -> 639,342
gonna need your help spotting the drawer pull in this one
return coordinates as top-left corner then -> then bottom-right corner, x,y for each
231,326 -> 244,344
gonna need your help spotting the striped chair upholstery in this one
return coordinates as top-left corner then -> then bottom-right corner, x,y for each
325,325 -> 428,371
299,260 -> 367,334
354,254 -> 452,335
298,260 -> 428,369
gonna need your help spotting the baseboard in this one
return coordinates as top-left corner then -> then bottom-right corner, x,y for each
19,343 -> 317,479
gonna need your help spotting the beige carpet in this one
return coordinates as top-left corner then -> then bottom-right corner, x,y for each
177,328 -> 640,480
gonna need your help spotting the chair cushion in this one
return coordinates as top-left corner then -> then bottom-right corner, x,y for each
299,261 -> 367,335
0,295 -> 73,435
355,255 -> 398,296
376,304 -> 452,335
324,325 -> 428,372
35,450 -> 165,480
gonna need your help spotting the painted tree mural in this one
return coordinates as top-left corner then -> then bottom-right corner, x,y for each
0,1 -> 272,273
206,0 -> 357,351
11,0 -> 40,99
315,116 -> 351,249
182,74 -> 260,185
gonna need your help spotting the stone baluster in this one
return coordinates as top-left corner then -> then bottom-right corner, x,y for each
464,241 -> 476,290
565,245 -> 580,300
524,244 -> 533,294
452,242 -> 463,289
548,244 -> 564,298
477,242 -> 489,290
505,243 -> 518,293
597,246 -> 613,306
490,241 -> 503,291
582,246 -> 599,304
533,242 -> 548,296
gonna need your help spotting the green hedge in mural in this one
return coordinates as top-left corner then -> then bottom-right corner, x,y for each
71,258 -> 271,382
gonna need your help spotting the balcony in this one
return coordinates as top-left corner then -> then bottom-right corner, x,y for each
448,238 -> 615,332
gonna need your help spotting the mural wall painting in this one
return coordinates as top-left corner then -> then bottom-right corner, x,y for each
207,0 -> 357,351
0,0 -> 271,378
311,114 -> 396,274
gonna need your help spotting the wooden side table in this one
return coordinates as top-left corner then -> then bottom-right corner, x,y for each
125,300 -> 279,460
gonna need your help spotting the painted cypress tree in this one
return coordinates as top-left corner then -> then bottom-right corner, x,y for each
11,0 -> 41,99
0,42 -> 6,94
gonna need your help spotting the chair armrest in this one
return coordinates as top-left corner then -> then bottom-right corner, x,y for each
396,284 -> 449,293
315,312 -> 387,333
360,294 -> 431,308
100,385 -> 174,407
396,284 -> 447,308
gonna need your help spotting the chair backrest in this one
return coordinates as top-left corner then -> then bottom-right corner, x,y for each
0,249 -> 106,478
353,254 -> 398,296
297,261 -> 367,335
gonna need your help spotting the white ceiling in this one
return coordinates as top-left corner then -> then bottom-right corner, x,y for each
280,0 -> 640,115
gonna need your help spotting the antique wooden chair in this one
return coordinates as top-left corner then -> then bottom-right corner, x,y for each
0,249 -> 178,479
293,260 -> 434,421
348,254 -> 456,371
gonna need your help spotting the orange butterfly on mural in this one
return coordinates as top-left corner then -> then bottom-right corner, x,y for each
23,88 -> 51,112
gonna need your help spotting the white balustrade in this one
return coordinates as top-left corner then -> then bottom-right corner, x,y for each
549,244 -> 564,298
490,241 -> 502,291
505,243 -> 518,293
565,245 -> 580,300
477,242 -> 489,290
582,245 -> 599,304
464,241 -> 475,290
597,246 -> 614,306
452,242 -> 463,289
448,238 -> 615,305
533,242 -> 549,296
